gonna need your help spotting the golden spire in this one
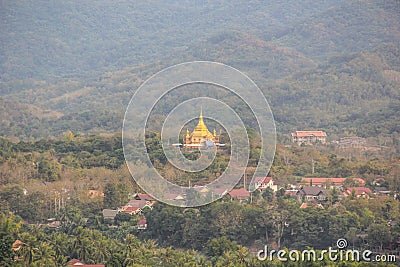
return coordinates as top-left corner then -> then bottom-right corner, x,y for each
191,108 -> 213,139
186,129 -> 190,138
199,106 -> 204,125
195,107 -> 207,131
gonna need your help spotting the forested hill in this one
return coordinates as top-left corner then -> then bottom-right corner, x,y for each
0,0 -> 350,81
0,0 -> 399,140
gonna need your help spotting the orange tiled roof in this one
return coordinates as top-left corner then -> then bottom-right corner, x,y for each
121,206 -> 141,214
344,187 -> 372,196
292,131 -> 327,137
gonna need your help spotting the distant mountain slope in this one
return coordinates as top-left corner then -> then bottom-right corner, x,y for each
0,0 -> 346,81
189,31 -> 317,80
0,0 -> 399,140
268,43 -> 400,136
0,98 -> 62,139
0,42 -> 398,140
272,0 -> 400,60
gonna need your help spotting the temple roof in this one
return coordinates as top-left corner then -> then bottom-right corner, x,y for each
190,109 -> 214,139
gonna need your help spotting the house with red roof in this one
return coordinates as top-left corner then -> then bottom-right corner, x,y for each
291,131 -> 327,145
228,188 -> 250,202
343,187 -> 372,198
253,177 -> 278,192
121,206 -> 142,214
120,199 -> 154,215
68,259 -> 105,267
137,218 -> 147,230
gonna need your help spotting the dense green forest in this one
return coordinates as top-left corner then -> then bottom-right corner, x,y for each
0,134 -> 400,266
0,0 -> 399,140
2,210 -> 398,266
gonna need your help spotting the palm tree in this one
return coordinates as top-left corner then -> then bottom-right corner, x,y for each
94,239 -> 111,263
142,239 -> 158,250
122,255 -> 136,267
235,246 -> 249,265
47,232 -> 69,262
32,242 -> 56,266
72,235 -> 91,262
246,256 -> 262,267
218,250 -> 238,267
160,247 -> 176,266
19,241 -> 35,266
195,254 -> 209,267
108,253 -> 124,267
54,254 -> 69,267
123,234 -> 140,256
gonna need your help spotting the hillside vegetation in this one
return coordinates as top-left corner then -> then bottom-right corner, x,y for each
0,0 -> 399,140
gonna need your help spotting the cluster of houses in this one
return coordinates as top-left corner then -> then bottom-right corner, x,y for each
102,193 -> 156,230
222,176 -> 392,208
229,176 -> 393,209
101,176 -> 392,228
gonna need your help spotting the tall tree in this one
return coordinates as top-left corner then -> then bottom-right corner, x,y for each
103,182 -> 128,209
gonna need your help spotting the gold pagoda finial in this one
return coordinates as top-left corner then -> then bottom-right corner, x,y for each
186,129 -> 190,138
197,107 -> 206,128
214,129 -> 216,136
191,107 -> 212,137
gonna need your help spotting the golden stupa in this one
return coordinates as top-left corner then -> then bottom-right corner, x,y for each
183,109 -> 220,149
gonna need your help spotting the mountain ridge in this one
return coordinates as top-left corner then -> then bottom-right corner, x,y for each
0,0 -> 399,140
